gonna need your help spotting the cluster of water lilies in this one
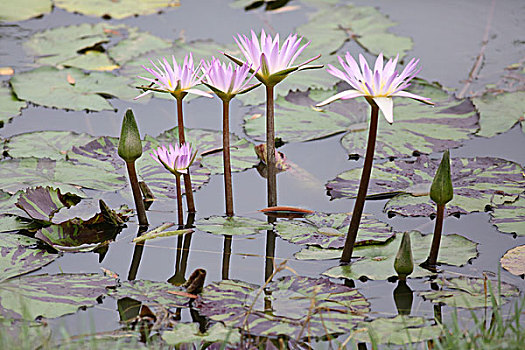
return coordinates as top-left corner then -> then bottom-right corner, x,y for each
119,29 -> 448,271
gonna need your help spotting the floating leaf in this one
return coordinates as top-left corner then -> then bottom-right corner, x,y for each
259,206 -> 315,219
0,85 -> 26,126
0,215 -> 39,233
419,276 -> 520,308
311,231 -> 478,280
133,224 -> 193,243
194,276 -> 370,339
352,316 -> 442,345
0,273 -> 116,320
54,0 -> 180,19
162,323 -> 241,346
473,91 -> 525,137
275,212 -> 394,249
62,51 -> 119,71
490,196 -> 525,236
4,131 -> 95,161
327,156 -> 525,217
197,216 -> 272,236
107,27 -> 171,65
0,0 -> 52,22
501,245 -> 525,277
10,66 -> 137,111
108,280 -> 190,309
15,186 -> 81,222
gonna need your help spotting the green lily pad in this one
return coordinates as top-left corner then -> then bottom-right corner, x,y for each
327,156 -> 525,217
15,186 -> 81,222
275,212 -> 394,249
108,280 -> 190,309
107,27 -> 171,65
353,316 -> 442,345
340,81 -> 478,159
310,231 -> 478,280
473,91 -> 525,138
197,216 -> 272,236
162,322 -> 241,346
54,0 -> 180,19
419,276 -> 520,308
4,131 -> 95,160
61,51 -> 119,71
0,190 -> 29,217
0,234 -> 58,282
490,196 -> 525,236
0,85 -> 26,126
0,0 -> 52,22
500,245 -> 525,277
0,216 -> 39,233
10,66 -> 137,111
194,276 -> 370,339
0,273 -> 117,320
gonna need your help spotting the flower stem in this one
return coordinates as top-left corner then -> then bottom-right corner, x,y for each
222,99 -> 234,216
176,97 -> 196,213
341,103 -> 379,263
125,161 -> 148,226
266,84 -> 277,207
423,203 -> 445,267
175,174 -> 184,227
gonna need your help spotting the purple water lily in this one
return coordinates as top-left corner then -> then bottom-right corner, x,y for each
201,57 -> 259,100
150,143 -> 196,176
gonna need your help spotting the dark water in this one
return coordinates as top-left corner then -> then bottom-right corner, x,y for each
1,0 -> 524,345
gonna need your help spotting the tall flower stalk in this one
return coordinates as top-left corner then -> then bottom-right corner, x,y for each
225,29 -> 321,207
201,57 -> 260,216
317,52 -> 434,263
150,143 -> 197,227
136,54 -> 212,213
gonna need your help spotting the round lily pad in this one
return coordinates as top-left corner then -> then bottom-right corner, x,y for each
473,91 -> 525,138
327,155 -> 525,217
194,276 -> 370,339
0,0 -> 51,22
501,245 -> 525,277
275,212 -> 394,249
0,85 -> 26,126
197,216 -> 272,236
54,0 -> 180,19
490,196 -> 525,236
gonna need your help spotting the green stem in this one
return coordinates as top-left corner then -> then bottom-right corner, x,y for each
126,161 -> 148,226
341,103 -> 379,263
222,99 -> 234,216
175,174 -> 184,228
266,84 -> 277,207
425,203 -> 445,267
176,97 -> 196,213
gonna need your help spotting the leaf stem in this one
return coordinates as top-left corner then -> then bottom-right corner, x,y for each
266,84 -> 277,207
222,99 -> 234,216
125,161 -> 148,226
176,97 -> 196,213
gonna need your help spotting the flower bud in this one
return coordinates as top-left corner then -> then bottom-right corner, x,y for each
394,232 -> 414,280
118,109 -> 143,162
430,150 -> 453,205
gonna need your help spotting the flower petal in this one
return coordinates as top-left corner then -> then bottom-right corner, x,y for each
316,89 -> 364,107
373,97 -> 394,124
392,90 -> 434,105
186,88 -> 213,98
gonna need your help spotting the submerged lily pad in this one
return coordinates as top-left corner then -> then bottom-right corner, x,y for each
275,212 -> 394,249
54,0 -> 180,19
195,276 -> 370,339
10,66 -> 136,111
489,196 -> 525,236
0,85 -> 26,126
473,91 -> 525,137
419,276 -> 520,308
0,273 -> 116,320
305,231 -> 478,280
328,156 -> 525,217
197,216 -> 272,236
353,316 -> 442,345
0,0 -> 51,22
162,322 -> 241,346
500,245 -> 525,277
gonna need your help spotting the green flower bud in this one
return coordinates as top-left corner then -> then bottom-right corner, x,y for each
118,109 -> 143,162
430,150 -> 453,205
394,232 -> 414,280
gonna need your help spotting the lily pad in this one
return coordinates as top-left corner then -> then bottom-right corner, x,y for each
340,81 -> 478,159
0,273 -> 116,320
108,280 -> 191,309
419,276 -> 520,308
162,322 -> 241,346
327,156 -> 525,217
54,0 -> 180,19
489,196 -> 525,236
4,131 -> 95,160
197,216 -> 272,236
0,85 -> 26,126
194,276 -> 370,339
0,0 -> 52,22
10,66 -> 137,111
0,215 -> 39,233
107,27 -> 171,65
500,245 -> 525,277
275,212 -> 394,249
309,231 -> 478,280
15,186 -> 81,222
353,316 -> 442,345
473,91 -> 525,137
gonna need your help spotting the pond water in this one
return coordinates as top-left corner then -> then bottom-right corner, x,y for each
1,0 -> 524,348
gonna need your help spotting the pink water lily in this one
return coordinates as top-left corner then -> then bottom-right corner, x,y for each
150,143 -> 196,176
317,52 -> 433,123
135,53 -> 212,100
201,57 -> 260,100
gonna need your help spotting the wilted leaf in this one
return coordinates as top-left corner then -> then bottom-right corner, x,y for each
259,206 -> 314,219
473,91 -> 525,137
55,0 -> 180,19
133,224 -> 192,243
0,0 -> 51,22
197,216 -> 272,236
500,245 -> 525,277
490,196 -> 525,236
162,322 -> 240,346
0,85 -> 26,126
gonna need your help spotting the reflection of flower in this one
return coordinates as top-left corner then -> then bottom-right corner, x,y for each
201,57 -> 259,100
225,29 -> 321,86
150,143 -> 196,176
135,54 -> 212,100
317,53 -> 433,123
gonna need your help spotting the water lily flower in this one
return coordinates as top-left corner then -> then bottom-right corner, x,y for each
317,53 -> 433,123
135,54 -> 212,100
150,143 -> 197,176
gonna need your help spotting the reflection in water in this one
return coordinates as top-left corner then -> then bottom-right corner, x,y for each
393,280 -> 414,316
167,230 -> 193,286
264,216 -> 277,314
127,226 -> 148,280
222,235 -> 232,280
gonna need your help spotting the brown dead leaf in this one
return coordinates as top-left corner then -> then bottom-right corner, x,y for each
167,290 -> 198,299
66,73 -> 75,85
